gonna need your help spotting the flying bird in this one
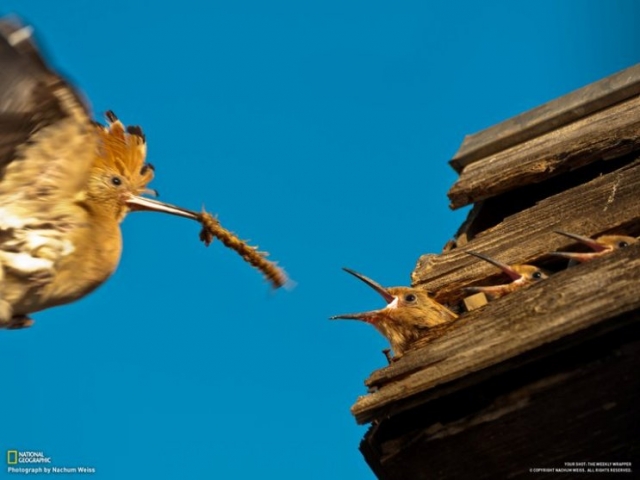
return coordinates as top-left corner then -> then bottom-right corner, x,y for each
463,251 -> 548,300
552,230 -> 637,263
0,17 -> 285,329
330,268 -> 458,358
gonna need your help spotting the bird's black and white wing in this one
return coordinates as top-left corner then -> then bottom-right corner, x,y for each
0,17 -> 97,282
0,16 -> 96,205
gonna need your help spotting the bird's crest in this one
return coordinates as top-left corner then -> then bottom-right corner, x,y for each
94,111 -> 155,194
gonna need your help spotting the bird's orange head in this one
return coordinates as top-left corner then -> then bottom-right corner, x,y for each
88,111 -> 198,222
463,251 -> 548,300
330,268 -> 457,329
330,268 -> 457,357
466,251 -> 547,284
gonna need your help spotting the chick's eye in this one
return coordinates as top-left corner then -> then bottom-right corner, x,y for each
532,271 -> 543,280
111,176 -> 122,186
404,294 -> 417,302
618,241 -> 629,248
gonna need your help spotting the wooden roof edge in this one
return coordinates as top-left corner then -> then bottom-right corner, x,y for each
447,95 -> 640,210
356,310 -> 640,428
350,243 -> 640,424
449,63 -> 640,173
414,158 -> 640,294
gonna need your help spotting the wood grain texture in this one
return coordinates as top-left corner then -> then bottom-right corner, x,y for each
351,241 -> 640,424
361,321 -> 640,479
448,94 -> 640,209
413,158 -> 640,299
450,63 -> 640,173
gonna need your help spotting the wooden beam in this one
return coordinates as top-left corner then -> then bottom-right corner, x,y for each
360,320 -> 640,479
449,63 -> 640,174
413,158 -> 640,298
448,94 -> 640,209
351,242 -> 640,424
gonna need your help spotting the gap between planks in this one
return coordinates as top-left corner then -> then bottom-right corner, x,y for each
448,94 -> 640,209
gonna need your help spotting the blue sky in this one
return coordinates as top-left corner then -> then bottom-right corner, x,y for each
1,1 -> 639,479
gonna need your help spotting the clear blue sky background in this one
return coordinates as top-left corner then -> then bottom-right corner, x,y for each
1,1 -> 639,479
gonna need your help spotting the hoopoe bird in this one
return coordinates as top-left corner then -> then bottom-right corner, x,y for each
0,17 -> 286,329
552,230 -> 637,263
331,268 -> 458,358
463,251 -> 548,300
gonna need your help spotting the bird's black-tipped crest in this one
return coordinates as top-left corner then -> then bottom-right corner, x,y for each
126,125 -> 145,141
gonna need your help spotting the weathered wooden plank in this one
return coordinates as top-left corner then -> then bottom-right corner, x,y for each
351,242 -> 640,424
414,158 -> 640,299
358,309 -> 639,427
447,94 -> 640,209
361,320 -> 640,479
450,63 -> 640,173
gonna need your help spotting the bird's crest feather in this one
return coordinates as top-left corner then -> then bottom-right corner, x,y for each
94,111 -> 154,194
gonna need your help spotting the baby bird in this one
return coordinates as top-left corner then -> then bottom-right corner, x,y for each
552,230 -> 637,263
464,251 -> 548,300
331,268 -> 458,358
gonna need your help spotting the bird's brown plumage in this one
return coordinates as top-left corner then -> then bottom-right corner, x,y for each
0,16 -> 290,328
0,18 -> 196,328
463,251 -> 548,300
331,268 -> 458,358
0,17 -> 99,325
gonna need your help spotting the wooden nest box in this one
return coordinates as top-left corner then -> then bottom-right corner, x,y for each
354,65 -> 640,479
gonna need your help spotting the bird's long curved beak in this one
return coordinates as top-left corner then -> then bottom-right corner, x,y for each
329,267 -> 395,322
548,251 -> 594,262
126,195 -> 199,221
341,268 -> 395,303
554,230 -> 608,252
466,251 -> 522,281
330,310 -> 380,321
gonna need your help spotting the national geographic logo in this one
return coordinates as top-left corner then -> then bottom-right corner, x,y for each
6,450 -> 96,475
6,450 -> 52,464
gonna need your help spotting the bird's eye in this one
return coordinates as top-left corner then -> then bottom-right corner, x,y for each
618,241 -> 629,248
532,271 -> 543,280
111,176 -> 122,186
404,294 -> 417,302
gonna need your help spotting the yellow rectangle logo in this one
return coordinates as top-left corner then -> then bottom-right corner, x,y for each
7,450 -> 18,465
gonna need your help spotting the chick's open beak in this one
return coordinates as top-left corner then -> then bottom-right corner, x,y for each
330,267 -> 396,322
554,230 -> 609,252
466,251 -> 522,281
